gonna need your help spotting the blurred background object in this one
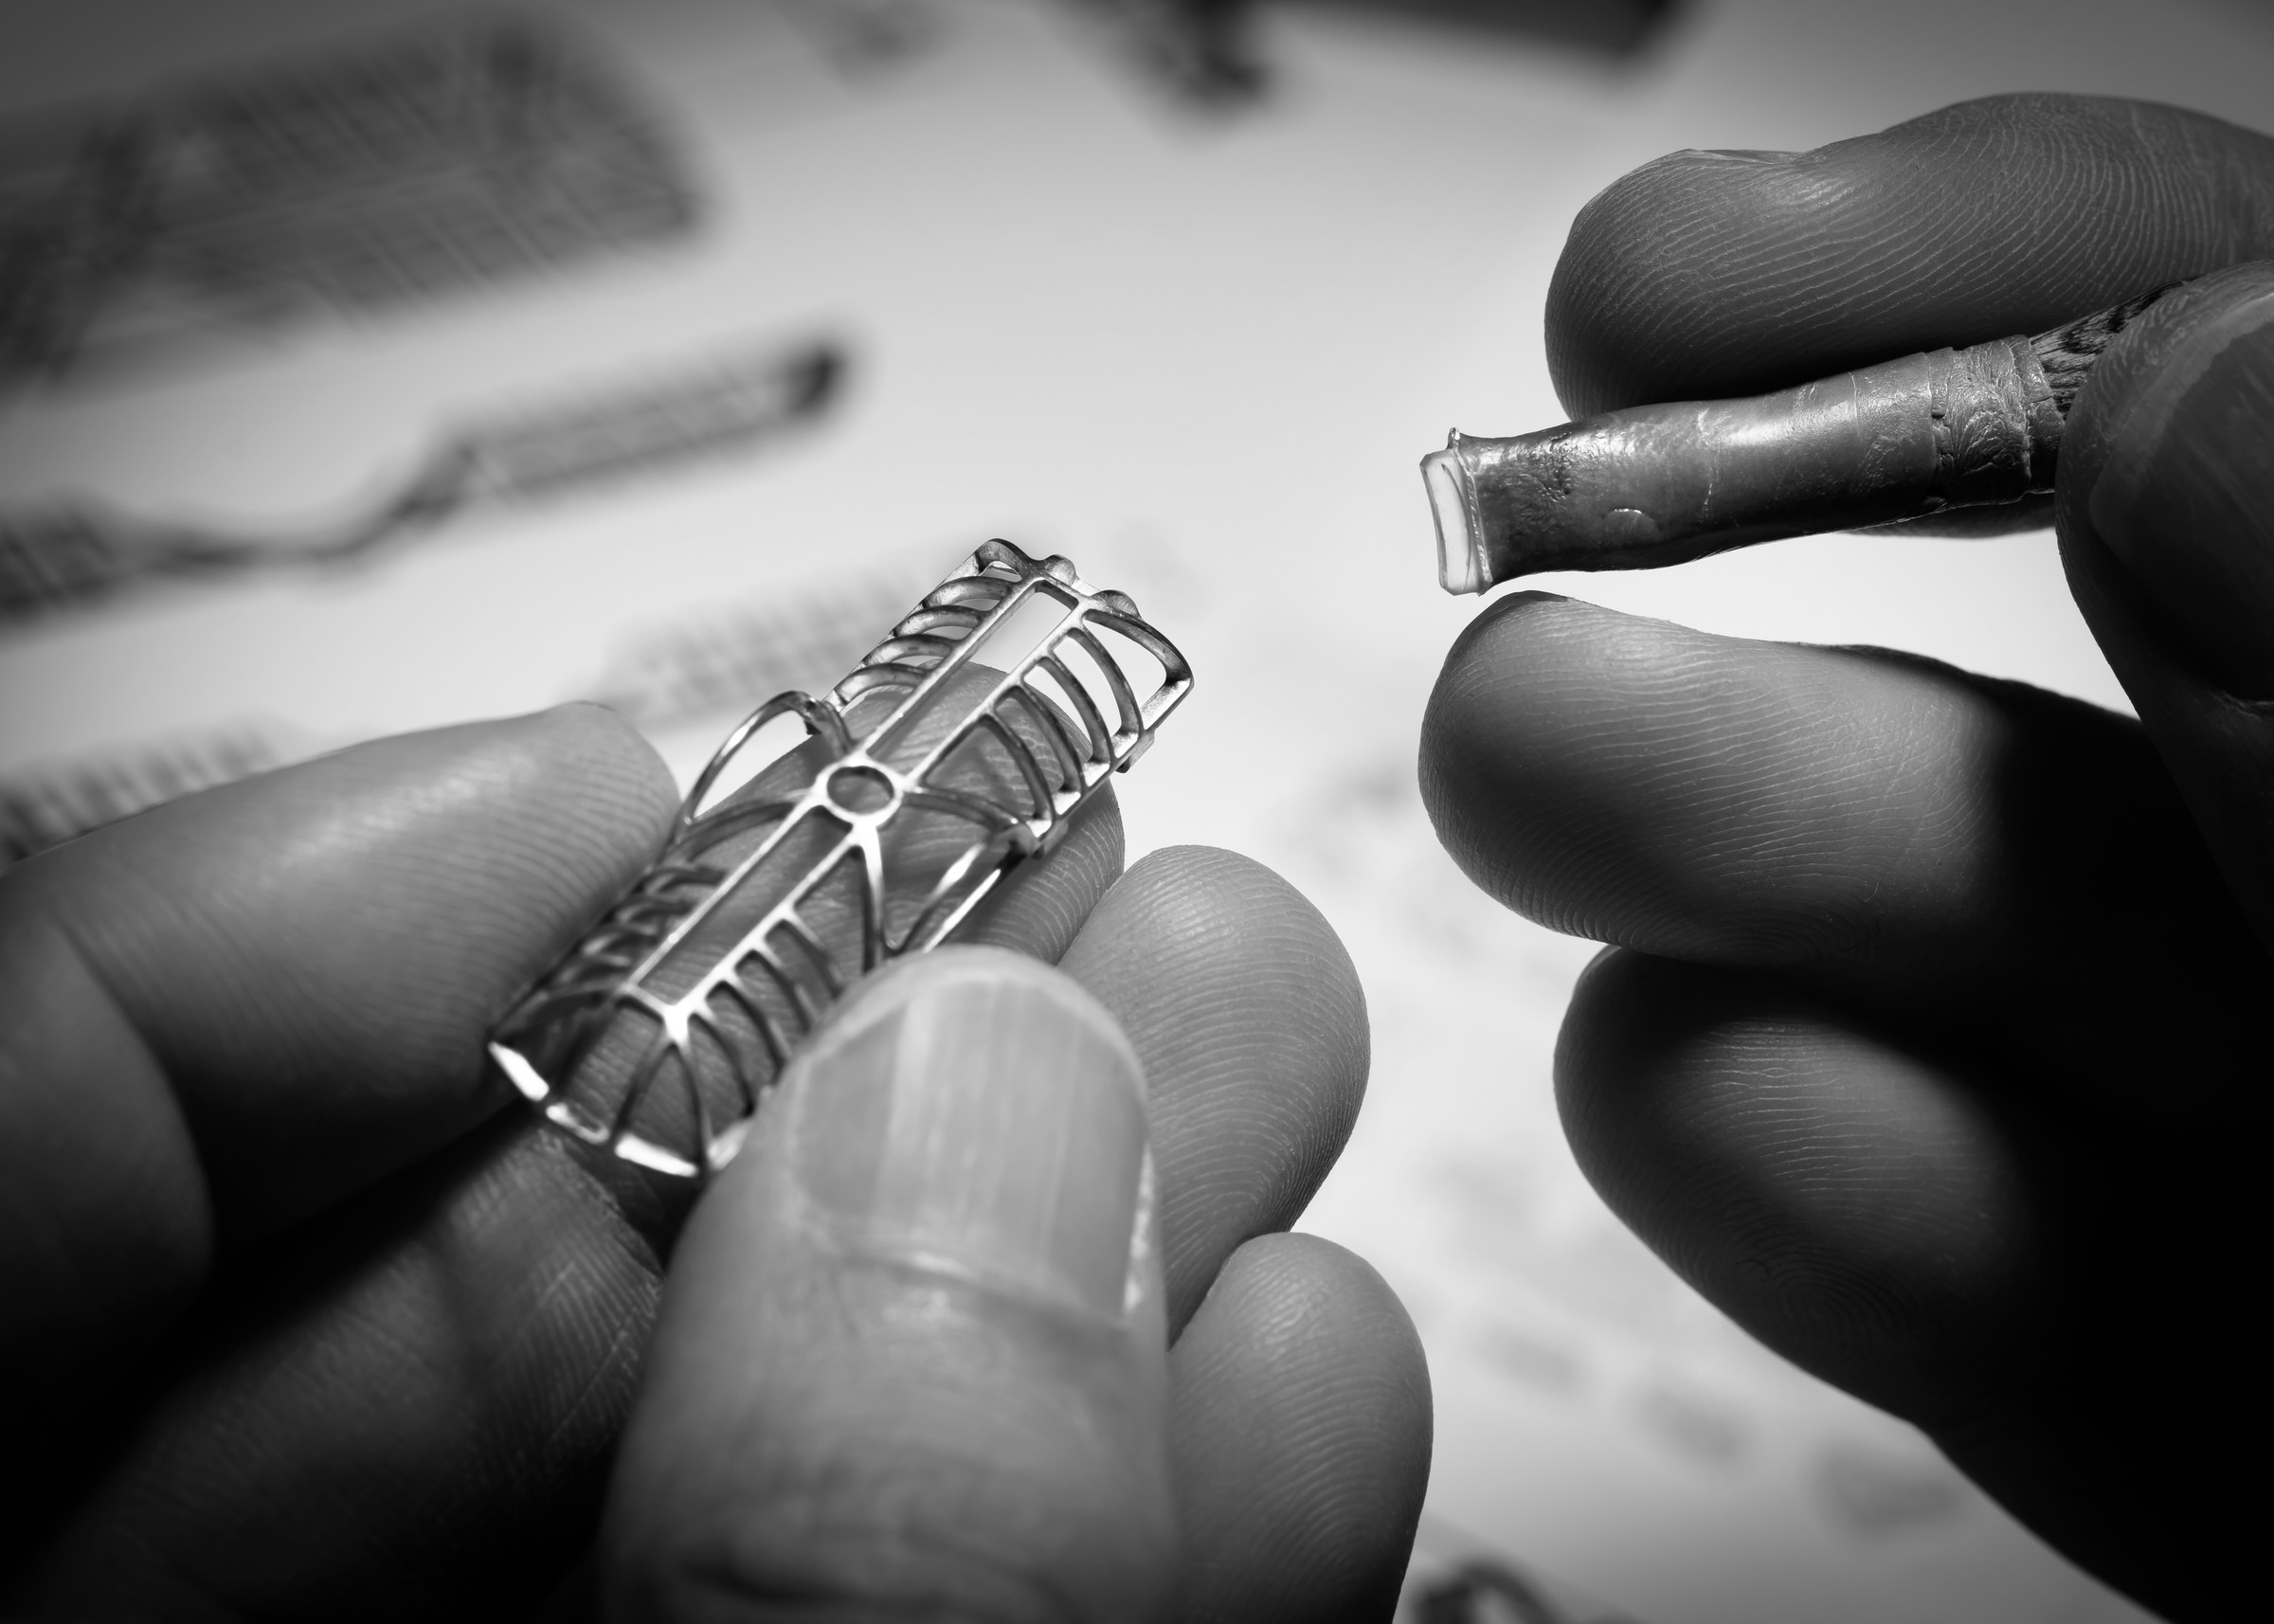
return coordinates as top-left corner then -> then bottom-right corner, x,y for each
0,17 -> 696,386
5,2 -> 2266,1619
0,336 -> 839,619
1071,0 -> 1676,106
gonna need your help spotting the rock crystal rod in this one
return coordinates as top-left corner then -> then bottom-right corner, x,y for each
1423,283 -> 2175,594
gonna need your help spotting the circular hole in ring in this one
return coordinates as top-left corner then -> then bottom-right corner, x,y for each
826,764 -> 897,816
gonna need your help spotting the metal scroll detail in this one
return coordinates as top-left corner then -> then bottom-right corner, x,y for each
489,539 -> 1192,1178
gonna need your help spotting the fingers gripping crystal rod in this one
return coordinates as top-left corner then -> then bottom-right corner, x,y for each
489,540 -> 1192,1179
1423,281 -> 2181,593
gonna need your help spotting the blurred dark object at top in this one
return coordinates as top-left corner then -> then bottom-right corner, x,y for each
0,17 -> 697,388
1081,0 -> 1677,107
1411,1557 -> 1645,1624
1078,0 -> 1269,106
777,0 -> 943,77
1310,0 -> 1675,58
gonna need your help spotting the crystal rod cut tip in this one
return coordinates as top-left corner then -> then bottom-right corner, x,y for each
1422,435 -> 1486,595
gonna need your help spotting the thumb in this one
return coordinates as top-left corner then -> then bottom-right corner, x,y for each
600,946 -> 1176,1623
2058,258 -> 2274,947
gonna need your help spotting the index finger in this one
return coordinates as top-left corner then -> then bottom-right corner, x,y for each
1546,93 -> 2274,417
0,705 -> 676,1466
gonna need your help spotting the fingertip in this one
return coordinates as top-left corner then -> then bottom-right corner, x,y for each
7,708 -> 681,1237
1551,946 -> 1709,1209
1433,589 -> 1573,676
1420,593 -> 1706,930
1546,143 -> 1805,414
527,702 -> 681,825
243,703 -> 678,1021
1422,591 -> 1586,761
1547,96 -> 2274,416
1552,948 -> 2047,1421
416,706 -> 677,936
954,785 -> 1127,964
1060,847 -> 1371,1332
1170,1233 -> 1431,1624
1420,597 -> 1538,904
1069,844 -> 1372,1144
1084,844 -> 1369,1079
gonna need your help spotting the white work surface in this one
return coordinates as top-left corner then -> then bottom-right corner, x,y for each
5,1 -> 2266,1618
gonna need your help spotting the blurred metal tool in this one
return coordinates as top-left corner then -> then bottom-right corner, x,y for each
489,539 -> 1193,1179
0,338 -> 841,621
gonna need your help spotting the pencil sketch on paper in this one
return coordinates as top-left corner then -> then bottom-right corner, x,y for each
0,556 -> 911,867
0,18 -> 698,386
0,336 -> 843,620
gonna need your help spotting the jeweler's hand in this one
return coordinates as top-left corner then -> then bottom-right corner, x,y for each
1419,94 -> 2274,1624
0,704 -> 1427,1621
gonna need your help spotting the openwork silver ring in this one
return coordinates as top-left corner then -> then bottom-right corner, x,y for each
489,539 -> 1192,1177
